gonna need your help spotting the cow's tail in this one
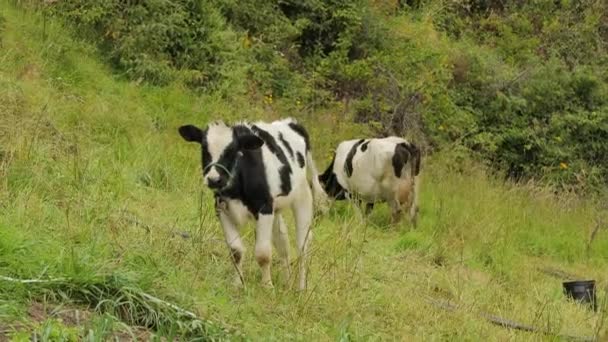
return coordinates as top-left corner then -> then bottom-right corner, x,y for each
306,151 -> 329,213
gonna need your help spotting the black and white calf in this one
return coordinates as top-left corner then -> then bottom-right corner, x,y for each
319,137 -> 421,225
178,118 -> 325,290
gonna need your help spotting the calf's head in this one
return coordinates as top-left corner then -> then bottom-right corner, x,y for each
179,121 -> 264,191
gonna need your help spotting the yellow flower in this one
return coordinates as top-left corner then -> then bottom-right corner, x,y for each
438,125 -> 445,131
559,162 -> 568,170
263,93 -> 273,104
243,36 -> 251,48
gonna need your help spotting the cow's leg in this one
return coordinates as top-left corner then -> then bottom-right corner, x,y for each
292,186 -> 313,291
390,199 -> 403,225
365,203 -> 374,216
408,190 -> 418,228
218,211 -> 245,287
255,212 -> 275,288
395,179 -> 416,226
272,214 -> 291,284
409,176 -> 420,227
346,192 -> 366,219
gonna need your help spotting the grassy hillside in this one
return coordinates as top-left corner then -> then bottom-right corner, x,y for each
1,2 -> 608,340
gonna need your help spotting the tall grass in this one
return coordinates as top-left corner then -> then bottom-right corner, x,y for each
0,2 -> 607,340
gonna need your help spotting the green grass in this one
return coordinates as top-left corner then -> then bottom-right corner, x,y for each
1,3 -> 608,340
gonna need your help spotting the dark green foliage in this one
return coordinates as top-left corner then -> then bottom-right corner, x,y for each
45,0 -> 244,88
435,0 -> 608,191
25,0 -> 608,192
218,0 -> 384,99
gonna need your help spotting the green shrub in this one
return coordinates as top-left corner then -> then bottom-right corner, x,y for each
46,0 -> 246,89
21,0 -> 608,192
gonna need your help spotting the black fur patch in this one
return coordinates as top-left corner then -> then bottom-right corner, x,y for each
366,203 -> 374,213
344,139 -> 365,177
233,124 -> 263,150
288,122 -> 310,151
232,124 -> 255,145
178,125 -> 203,143
392,143 -> 410,178
296,152 -> 305,168
319,154 -> 347,200
360,141 -> 370,152
200,130 -> 212,174
217,148 -> 274,219
252,125 -> 292,196
278,133 -> 295,160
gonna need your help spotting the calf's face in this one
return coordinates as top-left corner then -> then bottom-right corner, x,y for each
178,121 -> 264,191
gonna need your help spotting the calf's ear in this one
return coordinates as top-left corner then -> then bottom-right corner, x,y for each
236,133 -> 264,150
178,125 -> 203,143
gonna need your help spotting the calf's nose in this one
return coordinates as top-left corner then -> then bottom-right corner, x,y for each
207,176 -> 225,189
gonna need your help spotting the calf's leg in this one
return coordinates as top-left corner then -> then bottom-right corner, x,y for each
255,212 -> 275,288
272,214 -> 291,284
390,199 -> 403,224
219,211 -> 245,287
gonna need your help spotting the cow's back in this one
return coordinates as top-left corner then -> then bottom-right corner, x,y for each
252,118 -> 310,206
332,138 -> 402,202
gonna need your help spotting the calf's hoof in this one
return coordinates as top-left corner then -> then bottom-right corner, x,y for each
261,280 -> 274,289
232,276 -> 244,288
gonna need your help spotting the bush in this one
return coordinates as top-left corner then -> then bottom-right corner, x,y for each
21,0 -> 608,192
46,0 -> 246,89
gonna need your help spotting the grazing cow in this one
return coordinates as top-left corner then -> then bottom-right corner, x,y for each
319,137 -> 421,225
178,118 -> 326,290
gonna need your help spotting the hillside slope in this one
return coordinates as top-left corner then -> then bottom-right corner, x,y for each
1,3 -> 608,340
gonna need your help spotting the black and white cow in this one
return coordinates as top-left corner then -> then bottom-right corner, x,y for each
178,118 -> 326,290
319,137 -> 421,225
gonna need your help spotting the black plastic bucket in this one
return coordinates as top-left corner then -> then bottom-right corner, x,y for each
563,280 -> 597,311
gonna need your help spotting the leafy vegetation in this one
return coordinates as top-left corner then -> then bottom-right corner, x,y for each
30,0 -> 608,192
1,0 -> 608,340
